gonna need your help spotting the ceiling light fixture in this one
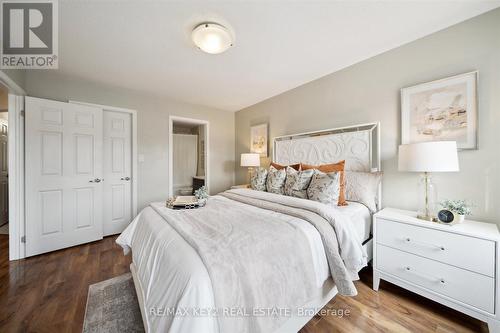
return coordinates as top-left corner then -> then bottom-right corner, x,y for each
192,23 -> 234,54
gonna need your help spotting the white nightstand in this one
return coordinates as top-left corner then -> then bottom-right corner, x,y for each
230,184 -> 250,190
373,208 -> 500,332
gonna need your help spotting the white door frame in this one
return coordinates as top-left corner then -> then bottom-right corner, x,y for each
0,119 -> 9,226
69,101 -> 138,219
168,116 -> 209,197
0,71 -> 26,260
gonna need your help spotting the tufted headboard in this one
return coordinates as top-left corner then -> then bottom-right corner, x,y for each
273,122 -> 381,208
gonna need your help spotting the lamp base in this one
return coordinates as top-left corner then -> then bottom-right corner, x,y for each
246,167 -> 255,184
417,214 -> 438,223
417,172 -> 438,223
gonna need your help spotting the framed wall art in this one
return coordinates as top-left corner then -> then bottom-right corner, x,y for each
401,71 -> 478,149
250,123 -> 268,157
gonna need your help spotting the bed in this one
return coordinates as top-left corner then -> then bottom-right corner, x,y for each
116,123 -> 381,333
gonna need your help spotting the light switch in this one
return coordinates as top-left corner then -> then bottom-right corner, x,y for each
138,154 -> 145,163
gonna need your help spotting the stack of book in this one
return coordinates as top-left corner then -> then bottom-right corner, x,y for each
166,196 -> 200,210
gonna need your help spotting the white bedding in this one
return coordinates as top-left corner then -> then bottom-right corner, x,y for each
116,193 -> 370,333
118,205 -> 218,332
291,201 -> 372,288
340,202 -> 372,243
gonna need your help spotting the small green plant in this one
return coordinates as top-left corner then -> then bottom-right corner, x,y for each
440,199 -> 472,216
194,186 -> 208,200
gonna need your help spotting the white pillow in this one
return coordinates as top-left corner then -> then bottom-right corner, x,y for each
344,171 -> 382,212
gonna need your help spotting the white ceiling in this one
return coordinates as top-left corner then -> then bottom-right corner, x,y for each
58,1 -> 500,111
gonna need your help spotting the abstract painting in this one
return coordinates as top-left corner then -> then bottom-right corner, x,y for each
401,71 -> 478,149
250,123 -> 268,157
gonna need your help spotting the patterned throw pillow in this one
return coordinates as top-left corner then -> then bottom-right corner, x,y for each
266,166 -> 287,194
250,167 -> 268,191
344,171 -> 383,213
301,160 -> 347,206
307,171 -> 341,205
284,167 -> 314,199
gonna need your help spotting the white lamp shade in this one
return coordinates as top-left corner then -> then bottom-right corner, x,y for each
240,153 -> 260,167
398,141 -> 459,172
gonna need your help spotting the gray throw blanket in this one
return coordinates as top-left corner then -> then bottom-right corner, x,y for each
151,189 -> 365,333
223,189 -> 367,280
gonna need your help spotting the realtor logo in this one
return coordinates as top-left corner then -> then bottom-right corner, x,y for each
1,0 -> 58,69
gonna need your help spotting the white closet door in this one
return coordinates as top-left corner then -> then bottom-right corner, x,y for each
25,97 -> 103,257
103,110 -> 132,236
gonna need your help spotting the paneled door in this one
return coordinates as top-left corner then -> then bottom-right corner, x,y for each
0,119 -> 8,226
25,97 -> 103,256
103,110 -> 132,236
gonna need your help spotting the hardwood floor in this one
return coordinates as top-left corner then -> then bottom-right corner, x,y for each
0,235 -> 488,333
0,235 -> 131,332
300,270 -> 488,333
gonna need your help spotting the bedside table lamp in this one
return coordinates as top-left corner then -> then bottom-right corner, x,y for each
398,141 -> 459,221
240,153 -> 260,182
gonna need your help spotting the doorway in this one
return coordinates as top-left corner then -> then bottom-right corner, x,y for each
168,116 -> 209,197
0,84 -> 8,243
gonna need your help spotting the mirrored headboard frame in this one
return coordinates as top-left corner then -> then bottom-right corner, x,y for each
272,122 -> 381,209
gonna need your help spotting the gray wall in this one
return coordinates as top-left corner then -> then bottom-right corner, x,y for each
0,86 -> 8,110
25,71 -> 235,210
235,8 -> 500,224
0,69 -> 26,92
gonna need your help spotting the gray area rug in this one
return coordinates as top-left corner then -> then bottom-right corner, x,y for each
83,273 -> 145,333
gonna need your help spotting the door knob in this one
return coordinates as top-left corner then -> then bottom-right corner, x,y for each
89,178 -> 102,183
121,177 -> 131,181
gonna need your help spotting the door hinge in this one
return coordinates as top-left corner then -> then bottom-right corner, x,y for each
21,235 -> 26,243
20,111 -> 25,117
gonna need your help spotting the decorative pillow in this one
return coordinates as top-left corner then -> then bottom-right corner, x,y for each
266,166 -> 287,194
284,167 -> 314,199
344,171 -> 383,213
250,167 -> 268,191
307,171 -> 341,205
301,160 -> 347,206
270,162 -> 300,171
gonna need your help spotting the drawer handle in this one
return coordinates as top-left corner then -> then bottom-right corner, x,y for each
405,238 -> 445,251
404,266 -> 446,285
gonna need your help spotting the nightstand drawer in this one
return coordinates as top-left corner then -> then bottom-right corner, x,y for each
377,245 -> 495,313
376,218 -> 495,277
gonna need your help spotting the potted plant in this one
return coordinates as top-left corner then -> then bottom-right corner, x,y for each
440,199 -> 472,223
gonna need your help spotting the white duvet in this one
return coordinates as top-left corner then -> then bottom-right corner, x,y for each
116,190 -> 367,333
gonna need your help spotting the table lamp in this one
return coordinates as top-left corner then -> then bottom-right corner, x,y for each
398,141 -> 459,221
240,153 -> 260,183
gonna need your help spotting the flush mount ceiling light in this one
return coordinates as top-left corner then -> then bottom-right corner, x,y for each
192,23 -> 234,54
